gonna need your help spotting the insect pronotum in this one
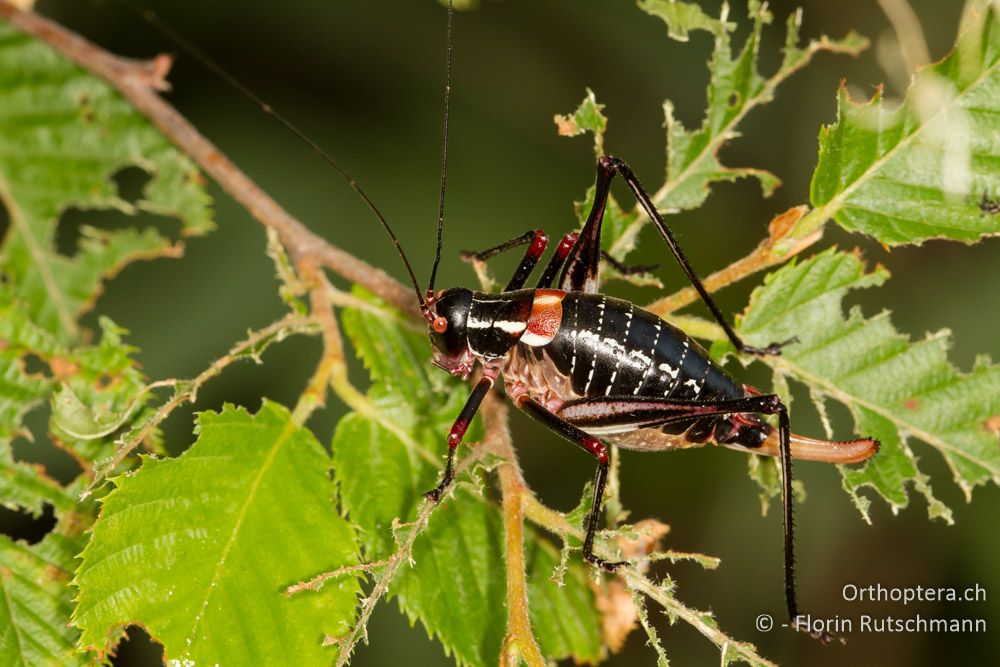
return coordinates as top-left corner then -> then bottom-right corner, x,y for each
127,0 -> 880,646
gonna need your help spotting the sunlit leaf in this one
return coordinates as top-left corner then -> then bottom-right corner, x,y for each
811,0 -> 1000,245
73,402 -> 361,664
739,248 -> 1000,517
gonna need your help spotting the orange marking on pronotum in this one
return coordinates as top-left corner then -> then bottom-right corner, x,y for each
520,289 -> 564,346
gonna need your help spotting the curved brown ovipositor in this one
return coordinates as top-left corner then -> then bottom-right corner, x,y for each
729,430 -> 880,464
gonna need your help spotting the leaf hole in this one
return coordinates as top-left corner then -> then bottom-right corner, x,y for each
21,352 -> 52,379
110,625 -> 165,666
0,504 -> 57,544
11,409 -> 83,486
0,195 -> 8,243
113,165 -> 153,205
727,92 -> 740,108
55,201 -> 183,259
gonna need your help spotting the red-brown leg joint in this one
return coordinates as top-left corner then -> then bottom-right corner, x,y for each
448,419 -> 470,449
527,230 -> 549,260
556,232 -> 578,259
583,436 -> 608,464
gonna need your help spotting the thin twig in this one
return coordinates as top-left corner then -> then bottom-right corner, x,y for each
645,205 -> 817,317
330,445 -> 494,665
877,0 -> 931,74
285,559 -> 389,596
290,262 -> 342,426
0,1 -> 416,315
520,491 -> 776,667
85,312 -> 316,494
484,395 -> 546,667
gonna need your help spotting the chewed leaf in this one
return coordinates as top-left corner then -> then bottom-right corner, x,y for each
843,408 -> 953,524
603,1 -> 866,258
740,248 -> 1000,516
72,402 -> 361,664
0,19 -> 213,343
0,288 -> 148,513
811,0 -> 1000,245
637,0 -> 727,41
554,88 -> 607,157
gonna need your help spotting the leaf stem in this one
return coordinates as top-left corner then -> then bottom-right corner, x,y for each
86,312 -> 316,494
520,491 -> 776,666
484,395 -> 546,667
646,205 -> 820,317
291,263 -> 341,426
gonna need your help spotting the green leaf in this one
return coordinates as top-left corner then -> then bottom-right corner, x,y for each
605,1 -> 866,257
842,408 -> 953,523
525,537 -> 603,661
333,394 -> 502,663
739,248 -> 1000,516
0,19 -> 213,343
0,287 -> 62,444
553,88 -> 607,157
657,0 -> 781,213
72,401 -> 361,664
637,0 -> 726,42
811,0 -> 1000,245
0,288 -> 147,513
333,293 -> 602,665
0,533 -> 91,667
341,286 -> 437,407
0,456 -> 77,518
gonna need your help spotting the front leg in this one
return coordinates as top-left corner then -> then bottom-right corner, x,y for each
515,396 -> 626,571
424,375 -> 494,501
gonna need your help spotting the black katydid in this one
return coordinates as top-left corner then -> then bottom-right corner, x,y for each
121,0 -> 879,643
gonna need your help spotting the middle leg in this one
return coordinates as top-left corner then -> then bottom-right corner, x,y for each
460,229 -> 549,291
515,395 -> 626,571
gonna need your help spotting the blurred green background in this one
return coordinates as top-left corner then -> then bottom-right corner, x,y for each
4,0 -> 997,664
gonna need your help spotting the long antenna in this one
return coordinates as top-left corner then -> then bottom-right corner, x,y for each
112,0 -> 429,310
426,0 -> 454,297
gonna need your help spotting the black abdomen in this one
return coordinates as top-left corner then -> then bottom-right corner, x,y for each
543,293 -> 742,402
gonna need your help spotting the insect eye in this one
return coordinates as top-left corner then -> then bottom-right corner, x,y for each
432,316 -> 448,333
